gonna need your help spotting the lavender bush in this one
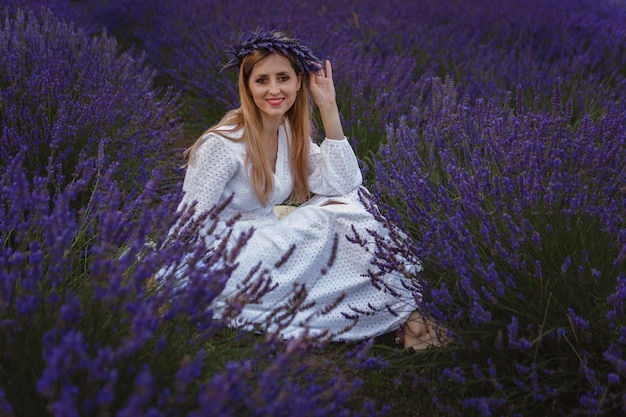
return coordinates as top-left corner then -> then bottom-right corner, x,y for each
0,6 -> 386,416
0,5 -> 182,201
372,76 -> 626,415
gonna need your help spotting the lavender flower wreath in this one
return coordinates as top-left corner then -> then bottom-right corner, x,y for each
222,29 -> 324,75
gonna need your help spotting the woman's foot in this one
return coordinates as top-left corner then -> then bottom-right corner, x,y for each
399,312 -> 448,351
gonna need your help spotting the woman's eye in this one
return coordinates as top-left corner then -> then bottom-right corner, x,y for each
280,75 -> 289,82
256,78 -> 267,84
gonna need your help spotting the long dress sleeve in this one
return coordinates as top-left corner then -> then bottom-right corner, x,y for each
178,133 -> 239,219
307,137 -> 362,196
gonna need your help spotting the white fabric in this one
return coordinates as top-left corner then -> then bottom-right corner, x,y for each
174,123 -> 418,341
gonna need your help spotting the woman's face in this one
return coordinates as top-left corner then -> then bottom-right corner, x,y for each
248,53 -> 301,124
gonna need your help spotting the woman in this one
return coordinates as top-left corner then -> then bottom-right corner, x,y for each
174,30 -> 440,349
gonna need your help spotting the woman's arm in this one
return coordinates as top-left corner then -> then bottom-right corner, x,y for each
309,60 -> 344,140
307,60 -> 362,195
178,134 -> 238,219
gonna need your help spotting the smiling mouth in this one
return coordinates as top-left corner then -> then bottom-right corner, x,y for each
267,98 -> 284,105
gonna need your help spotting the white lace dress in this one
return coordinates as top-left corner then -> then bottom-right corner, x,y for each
174,123 -> 418,341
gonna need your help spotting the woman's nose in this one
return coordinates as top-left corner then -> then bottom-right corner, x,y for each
268,79 -> 280,94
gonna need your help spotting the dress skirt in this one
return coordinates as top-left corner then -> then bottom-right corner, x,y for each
212,188 -> 420,341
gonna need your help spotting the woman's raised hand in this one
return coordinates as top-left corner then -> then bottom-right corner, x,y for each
308,60 -> 344,140
309,60 -> 337,109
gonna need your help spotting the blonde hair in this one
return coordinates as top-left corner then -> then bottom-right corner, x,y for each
185,49 -> 312,207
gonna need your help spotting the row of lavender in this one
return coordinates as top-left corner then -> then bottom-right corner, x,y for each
1,0 -> 625,415
12,0 -> 625,153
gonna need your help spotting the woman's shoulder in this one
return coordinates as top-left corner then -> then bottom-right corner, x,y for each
198,126 -> 245,151
214,123 -> 243,137
186,128 -> 245,169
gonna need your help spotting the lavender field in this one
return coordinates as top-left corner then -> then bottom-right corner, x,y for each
1,0 -> 625,416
